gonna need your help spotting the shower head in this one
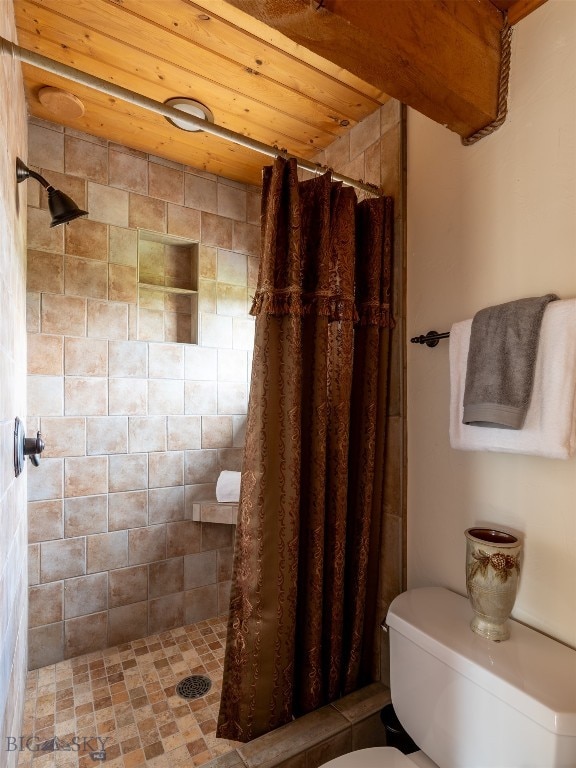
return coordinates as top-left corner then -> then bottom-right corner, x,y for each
16,157 -> 88,227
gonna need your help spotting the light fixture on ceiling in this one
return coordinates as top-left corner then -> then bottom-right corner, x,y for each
163,97 -> 214,132
16,158 -> 88,227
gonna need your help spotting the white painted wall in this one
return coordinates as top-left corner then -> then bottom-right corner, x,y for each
407,0 -> 576,647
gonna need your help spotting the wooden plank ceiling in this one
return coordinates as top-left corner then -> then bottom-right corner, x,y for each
13,0 -> 546,187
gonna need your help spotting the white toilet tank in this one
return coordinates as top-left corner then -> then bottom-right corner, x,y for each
386,587 -> 576,768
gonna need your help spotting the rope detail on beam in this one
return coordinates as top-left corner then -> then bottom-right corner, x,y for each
461,17 -> 513,146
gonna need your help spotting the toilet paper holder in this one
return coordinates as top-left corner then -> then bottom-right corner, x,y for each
14,417 -> 45,477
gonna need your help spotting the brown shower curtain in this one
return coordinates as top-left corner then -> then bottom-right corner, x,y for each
217,157 -> 394,742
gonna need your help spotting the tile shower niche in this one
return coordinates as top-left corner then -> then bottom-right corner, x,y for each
137,229 -> 199,343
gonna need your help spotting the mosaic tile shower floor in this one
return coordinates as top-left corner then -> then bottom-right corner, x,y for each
17,616 -> 240,768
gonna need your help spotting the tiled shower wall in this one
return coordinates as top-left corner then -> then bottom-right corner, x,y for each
0,0 -> 29,761
26,119 -> 260,669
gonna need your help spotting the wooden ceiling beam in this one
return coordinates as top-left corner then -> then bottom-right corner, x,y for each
222,0 -> 508,139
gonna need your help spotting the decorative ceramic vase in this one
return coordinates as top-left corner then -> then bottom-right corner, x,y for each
465,527 -> 522,642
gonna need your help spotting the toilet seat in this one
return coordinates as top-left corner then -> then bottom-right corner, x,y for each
320,747 -> 438,768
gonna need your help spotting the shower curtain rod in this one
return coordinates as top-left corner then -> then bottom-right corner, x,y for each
1,36 -> 380,196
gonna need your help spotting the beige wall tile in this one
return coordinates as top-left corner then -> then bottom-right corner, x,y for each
65,218 -> 108,261
246,190 -> 260,225
217,184 -> 246,221
27,292 -> 41,333
184,381 -> 217,415
149,163 -> 184,204
27,457 -> 63,502
41,293 -> 86,336
184,450 -> 219,485
108,601 -> 148,645
217,382 -> 247,415
185,346 -> 217,380
148,343 -> 184,379
201,416 -> 233,449
218,579 -> 231,614
88,182 -> 129,227
324,132 -> 350,170
108,453 -> 148,492
201,212 -> 233,249
27,250 -> 64,293
40,416 -> 85,458
64,611 -> 107,658
148,452 -> 184,489
184,584 -> 218,624
109,149 -> 147,193
186,482 -> 217,502
350,108 -> 381,159
64,337 -> 108,377
109,225 -> 138,267
65,135 -> 108,184
148,379 -> 184,415
29,580 -> 63,627
129,193 -> 166,231
28,375 -> 63,417
86,416 -> 128,455
199,279 -> 217,313
149,557 -> 184,598
199,244 -> 217,280
201,314 -> 233,349
217,349 -> 247,383
148,593 -> 184,634
28,499 -> 63,543
217,547 -> 234,582
167,203 -> 201,239
108,263 -> 137,303
64,495 -> 108,537
232,317 -> 255,350
201,522 -> 234,551
65,456 -> 108,497
166,520 -> 201,558
64,255 -> 108,300
28,334 -> 63,375
217,250 -> 247,286
364,140 -> 381,187
109,378 -> 147,416
232,223 -> 260,257
65,376 -> 108,416
87,300 -> 129,340
29,123 -> 64,172
28,622 -> 64,669
185,174 -> 217,213
28,207 -> 64,252
232,415 -> 247,448
29,544 -> 40,586
216,284 -> 248,317
137,308 -> 164,341
108,565 -> 148,608
218,447 -> 243,472
167,416 -> 201,451
87,530 -> 128,573
108,490 -> 148,531
64,572 -> 108,618
40,537 -> 85,582
248,256 -> 259,289
148,486 -> 185,524
184,551 -> 216,590
129,524 -> 166,565
128,416 -> 167,453
109,340 -> 147,377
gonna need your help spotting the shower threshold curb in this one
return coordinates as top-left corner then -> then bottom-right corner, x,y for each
206,682 -> 391,768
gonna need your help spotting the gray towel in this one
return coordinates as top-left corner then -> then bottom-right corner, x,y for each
463,294 -> 558,429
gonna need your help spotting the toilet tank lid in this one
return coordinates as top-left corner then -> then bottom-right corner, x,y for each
387,587 -> 576,737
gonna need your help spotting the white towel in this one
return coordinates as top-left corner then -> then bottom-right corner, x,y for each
216,470 -> 241,502
449,299 -> 576,459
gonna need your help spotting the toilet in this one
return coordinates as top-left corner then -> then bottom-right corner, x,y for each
322,587 -> 576,767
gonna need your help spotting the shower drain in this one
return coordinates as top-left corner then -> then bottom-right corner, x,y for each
175,674 -> 212,700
